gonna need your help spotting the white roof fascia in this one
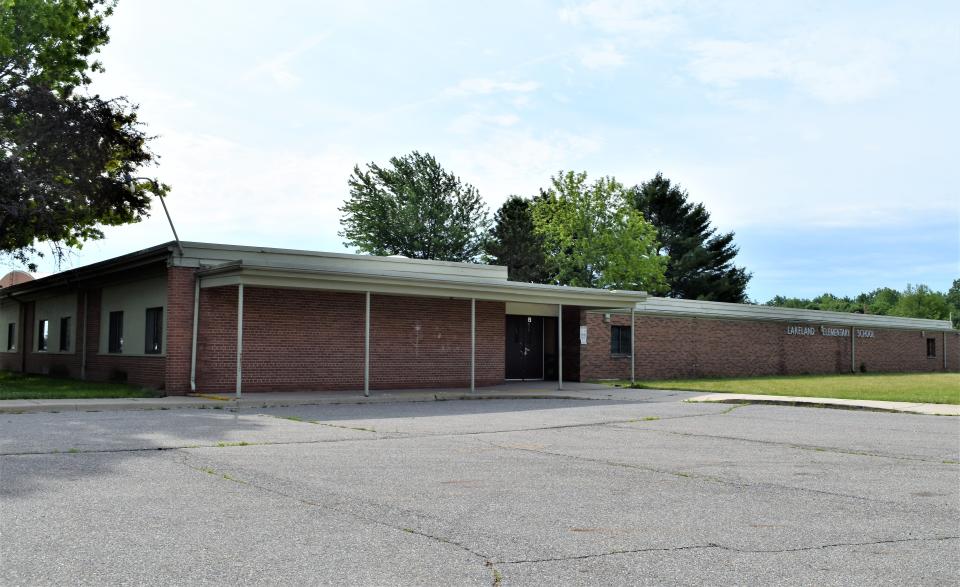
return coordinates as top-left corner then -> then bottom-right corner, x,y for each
172,241 -> 508,282
595,297 -> 954,332
196,261 -> 647,308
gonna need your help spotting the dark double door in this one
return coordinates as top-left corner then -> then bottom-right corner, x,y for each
505,315 -> 544,380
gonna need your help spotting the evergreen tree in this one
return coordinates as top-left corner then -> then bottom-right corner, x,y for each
485,195 -> 548,283
631,173 -> 750,302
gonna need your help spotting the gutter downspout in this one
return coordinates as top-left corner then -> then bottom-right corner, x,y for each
470,298 -> 476,393
364,291 -> 370,397
558,304 -> 563,391
235,283 -> 244,399
190,275 -> 200,392
851,326 -> 856,373
631,308 -> 636,384
81,291 -> 88,380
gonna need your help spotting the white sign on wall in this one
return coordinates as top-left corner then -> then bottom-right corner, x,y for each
785,325 -> 877,338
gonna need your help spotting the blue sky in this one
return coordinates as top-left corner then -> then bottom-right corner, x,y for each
17,0 -> 959,301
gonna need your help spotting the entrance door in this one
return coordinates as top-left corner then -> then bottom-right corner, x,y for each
505,315 -> 544,380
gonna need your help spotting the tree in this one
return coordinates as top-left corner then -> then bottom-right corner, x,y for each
531,171 -> 666,291
484,195 -> 548,283
891,284 -> 951,321
766,283 -> 959,324
339,151 -> 490,261
1,0 -> 166,270
631,173 -> 750,302
947,279 -> 960,328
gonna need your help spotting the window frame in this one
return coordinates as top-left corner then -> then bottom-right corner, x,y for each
144,307 -> 163,355
610,324 -> 632,355
6,322 -> 15,351
926,338 -> 936,358
59,316 -> 71,352
108,311 -> 124,354
37,319 -> 49,352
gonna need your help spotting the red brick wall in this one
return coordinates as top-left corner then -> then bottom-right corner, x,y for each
10,286 -> 168,388
195,286 -> 506,393
164,266 -> 197,393
581,312 -> 960,380
80,288 -> 167,388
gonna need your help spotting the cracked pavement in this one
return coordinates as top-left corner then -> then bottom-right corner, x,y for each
1,390 -> 957,585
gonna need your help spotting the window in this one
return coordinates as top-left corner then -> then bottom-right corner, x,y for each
37,319 -> 49,351
611,325 -> 632,355
927,338 -> 936,358
6,323 -> 15,351
59,317 -> 71,352
145,307 -> 163,354
108,311 -> 124,353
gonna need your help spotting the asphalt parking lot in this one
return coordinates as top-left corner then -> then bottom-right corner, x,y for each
1,390 -> 957,585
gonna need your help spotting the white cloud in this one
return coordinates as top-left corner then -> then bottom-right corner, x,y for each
559,0 -> 683,37
446,130 -> 602,206
578,42 -> 627,69
446,78 -> 540,96
242,35 -> 327,90
447,112 -> 521,134
688,32 -> 897,104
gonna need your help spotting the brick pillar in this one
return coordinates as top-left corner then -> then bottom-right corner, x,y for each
164,266 -> 197,394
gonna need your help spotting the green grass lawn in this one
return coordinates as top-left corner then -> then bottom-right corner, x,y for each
607,372 -> 960,405
0,371 -> 164,400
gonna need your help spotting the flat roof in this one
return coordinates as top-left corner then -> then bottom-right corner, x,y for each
602,296 -> 955,332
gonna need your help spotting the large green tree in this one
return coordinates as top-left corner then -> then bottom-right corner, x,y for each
631,173 -> 750,302
531,171 -> 666,291
484,195 -> 548,283
1,0 -> 166,270
339,151 -> 490,261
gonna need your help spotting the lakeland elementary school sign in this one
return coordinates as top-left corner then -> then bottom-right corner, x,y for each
785,325 -> 876,338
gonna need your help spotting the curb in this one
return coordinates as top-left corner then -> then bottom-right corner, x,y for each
684,396 -> 959,417
0,393 -> 597,414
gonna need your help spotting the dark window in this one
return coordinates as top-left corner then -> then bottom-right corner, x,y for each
108,311 -> 124,353
145,307 -> 163,354
59,317 -> 71,351
927,338 -> 936,358
37,319 -> 49,351
611,325 -> 632,355
6,323 -> 15,351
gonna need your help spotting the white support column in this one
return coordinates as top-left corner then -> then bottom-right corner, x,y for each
364,291 -> 371,397
558,303 -> 563,390
631,308 -> 636,384
851,326 -> 856,373
470,298 -> 476,393
190,277 -> 200,391
80,291 -> 88,380
235,283 -> 244,399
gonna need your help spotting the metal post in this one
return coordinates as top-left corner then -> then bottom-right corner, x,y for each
235,284 -> 243,399
80,291 -> 88,380
558,304 -> 563,390
851,326 -> 856,373
630,308 -> 636,384
364,291 -> 371,397
470,298 -> 476,393
190,277 -> 200,391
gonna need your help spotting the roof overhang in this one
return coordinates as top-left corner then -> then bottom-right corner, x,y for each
197,261 -> 647,308
595,297 -> 955,332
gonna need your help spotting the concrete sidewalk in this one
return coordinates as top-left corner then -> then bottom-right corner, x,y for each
686,393 -> 960,416
0,382 -> 623,414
